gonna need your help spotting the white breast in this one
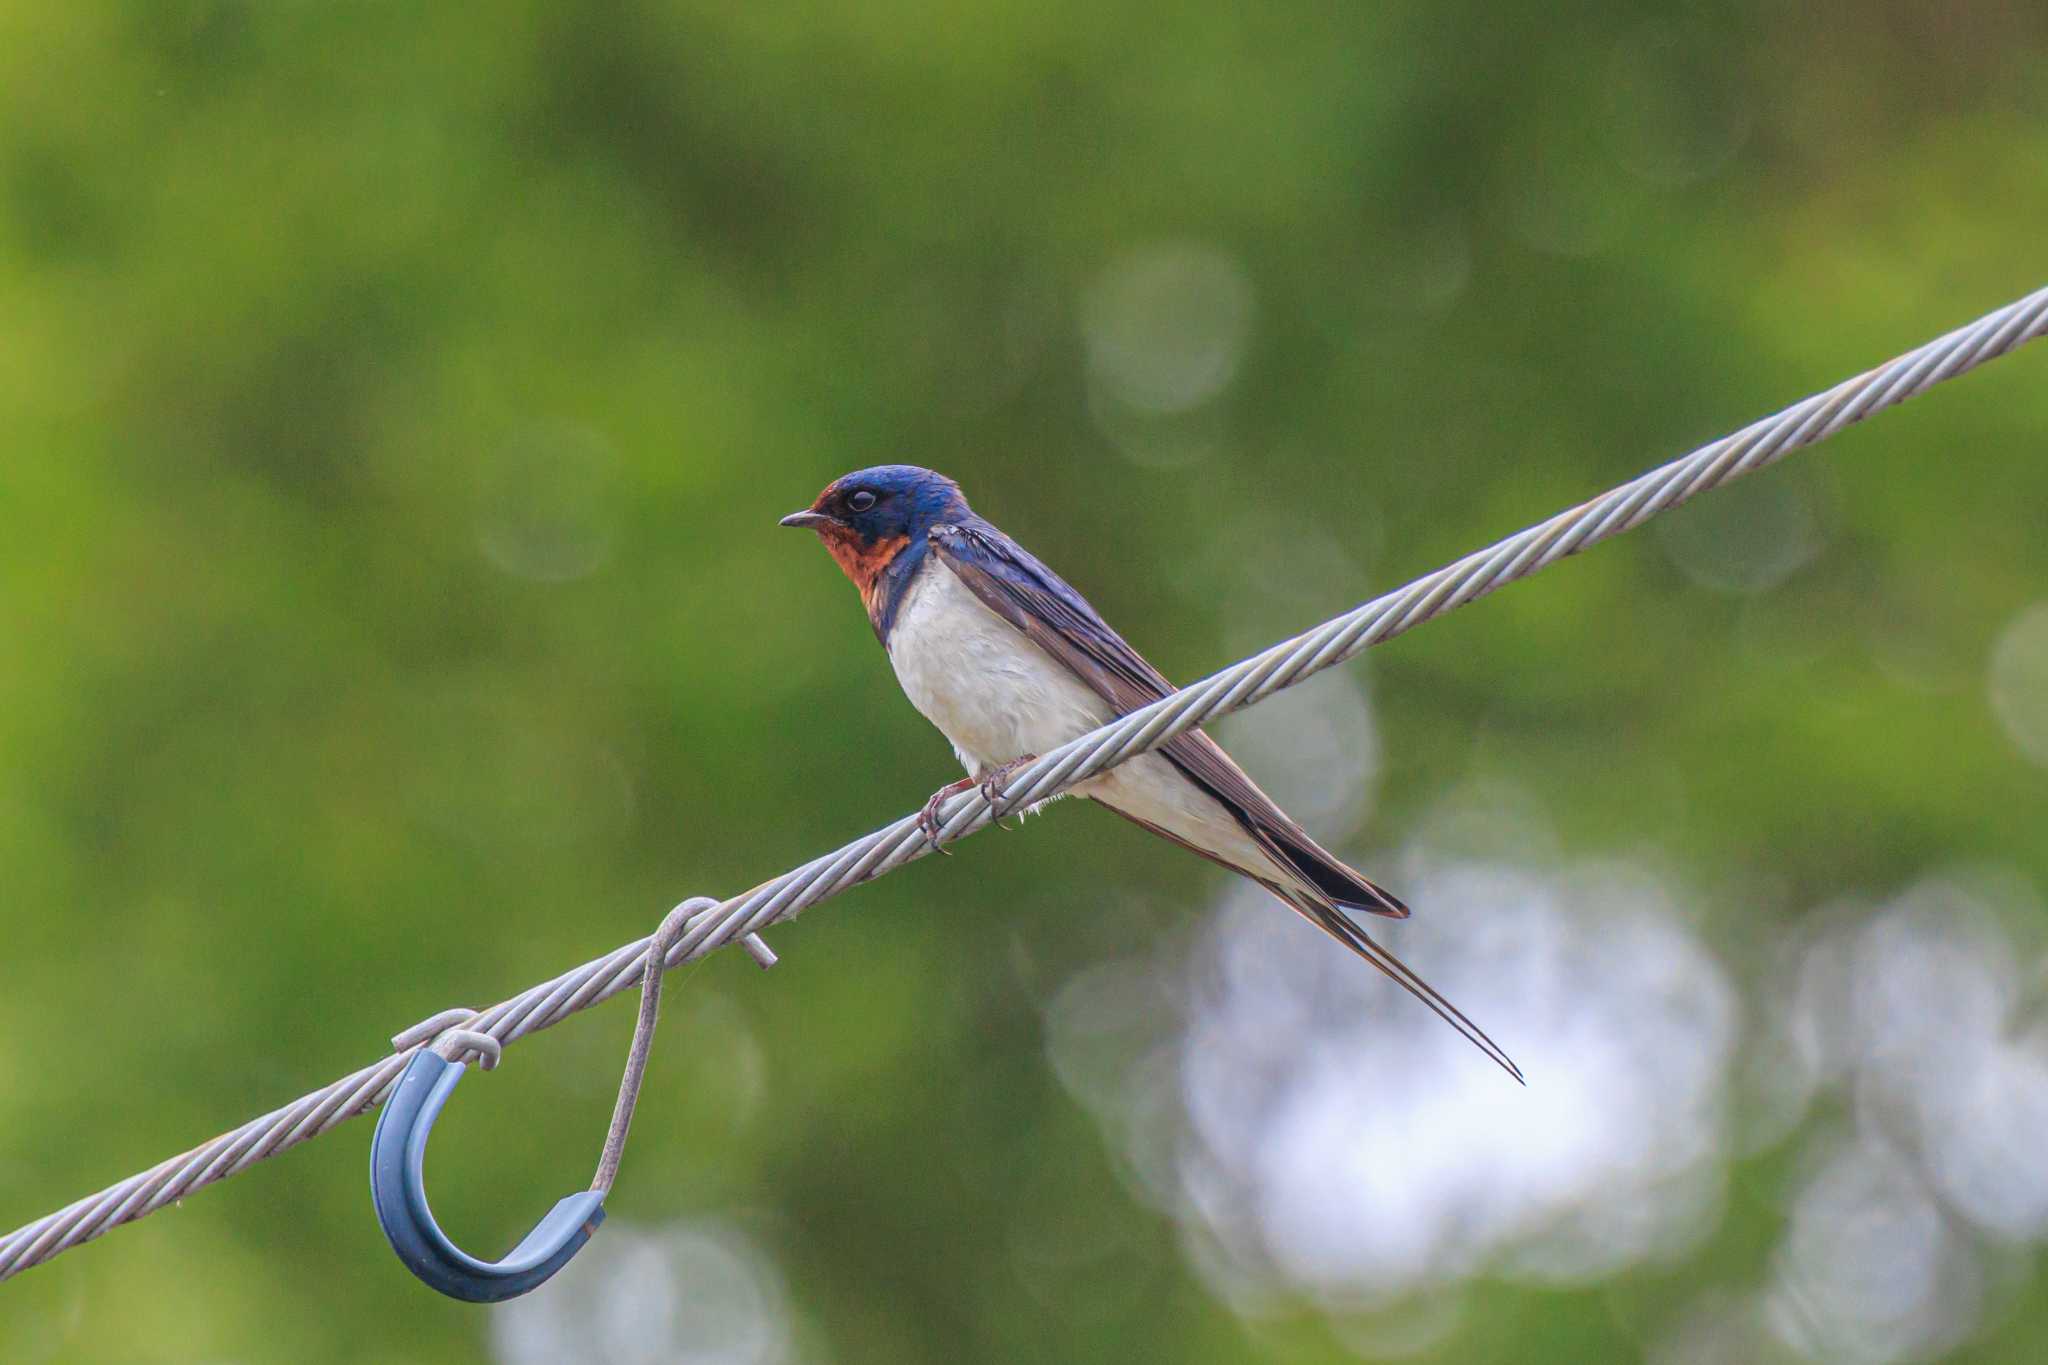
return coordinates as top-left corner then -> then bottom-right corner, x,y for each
886,560 -> 1113,776
883,558 -> 1290,885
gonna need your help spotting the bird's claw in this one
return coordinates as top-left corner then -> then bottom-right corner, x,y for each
917,777 -> 976,852
917,756 -> 1039,847
978,754 -> 1038,829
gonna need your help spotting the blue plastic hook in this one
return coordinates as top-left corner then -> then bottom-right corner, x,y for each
370,897 -> 758,1302
369,1049 -> 606,1302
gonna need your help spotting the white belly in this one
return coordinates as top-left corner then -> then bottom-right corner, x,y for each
885,561 -> 1289,883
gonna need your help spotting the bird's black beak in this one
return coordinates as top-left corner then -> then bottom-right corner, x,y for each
779,510 -> 831,530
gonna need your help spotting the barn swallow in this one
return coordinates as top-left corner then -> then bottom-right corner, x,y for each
782,465 -> 1520,1082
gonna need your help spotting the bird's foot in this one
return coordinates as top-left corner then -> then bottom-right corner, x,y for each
916,776 -> 977,852
979,754 -> 1039,828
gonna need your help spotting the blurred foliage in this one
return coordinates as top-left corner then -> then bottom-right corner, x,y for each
4,1 -> 2047,1362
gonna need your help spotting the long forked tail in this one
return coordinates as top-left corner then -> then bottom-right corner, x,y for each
1266,884 -> 1524,1085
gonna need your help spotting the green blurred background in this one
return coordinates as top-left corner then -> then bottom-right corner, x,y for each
5,2 -> 2047,1362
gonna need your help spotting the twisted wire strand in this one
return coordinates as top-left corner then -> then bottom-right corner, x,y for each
5,284 -> 2045,1284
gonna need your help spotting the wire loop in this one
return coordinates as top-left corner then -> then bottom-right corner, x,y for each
368,897 -> 734,1300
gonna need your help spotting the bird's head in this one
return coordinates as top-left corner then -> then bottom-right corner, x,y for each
780,464 -> 969,593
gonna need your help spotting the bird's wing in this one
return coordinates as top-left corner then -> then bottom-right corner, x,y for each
928,519 -> 1407,919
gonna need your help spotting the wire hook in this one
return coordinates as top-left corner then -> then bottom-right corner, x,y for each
369,897 -> 755,1301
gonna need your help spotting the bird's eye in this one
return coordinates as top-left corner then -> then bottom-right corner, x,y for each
847,490 -> 877,513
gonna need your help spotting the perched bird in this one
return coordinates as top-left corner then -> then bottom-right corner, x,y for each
781,465 -> 1519,1082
